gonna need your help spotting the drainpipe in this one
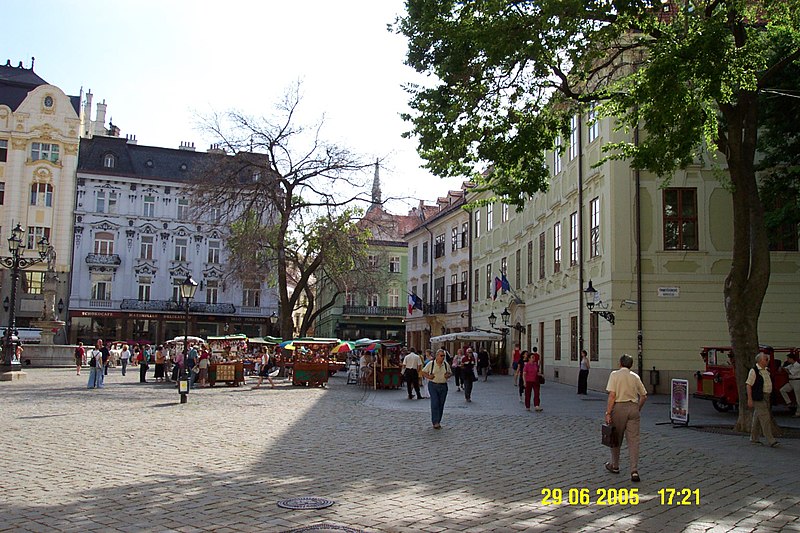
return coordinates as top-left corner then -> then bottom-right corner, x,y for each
578,113 -> 585,355
468,205 -> 473,331
634,119 -> 644,379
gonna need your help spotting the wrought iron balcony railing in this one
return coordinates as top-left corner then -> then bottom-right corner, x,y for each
85,253 -> 121,266
342,305 -> 407,317
119,299 -> 236,314
424,302 -> 448,315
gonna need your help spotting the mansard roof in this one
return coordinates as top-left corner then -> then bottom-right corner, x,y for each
78,136 -> 220,183
0,61 -> 80,114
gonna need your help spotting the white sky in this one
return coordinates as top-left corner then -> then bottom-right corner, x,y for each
4,0 -> 465,212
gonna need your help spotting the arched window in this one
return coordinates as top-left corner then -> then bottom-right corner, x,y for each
103,153 -> 116,168
30,182 -> 53,207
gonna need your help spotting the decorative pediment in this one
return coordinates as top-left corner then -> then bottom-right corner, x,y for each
207,229 -> 222,240
90,219 -> 121,232
31,123 -> 59,139
169,264 -> 192,278
174,225 -> 192,237
138,223 -> 158,234
142,186 -> 159,194
97,183 -> 122,191
134,262 -> 158,276
203,266 -> 224,279
33,167 -> 53,181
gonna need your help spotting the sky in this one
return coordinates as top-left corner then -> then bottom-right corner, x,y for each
4,0 -> 465,212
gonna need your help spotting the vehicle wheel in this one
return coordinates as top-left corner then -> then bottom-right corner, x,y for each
712,400 -> 732,412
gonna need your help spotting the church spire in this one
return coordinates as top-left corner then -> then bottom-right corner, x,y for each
371,158 -> 382,207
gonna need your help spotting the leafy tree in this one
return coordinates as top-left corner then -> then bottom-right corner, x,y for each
193,84 -> 379,340
396,0 -> 800,431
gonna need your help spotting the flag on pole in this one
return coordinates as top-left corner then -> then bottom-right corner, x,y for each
408,293 -> 423,313
501,274 -> 511,292
493,277 -> 502,300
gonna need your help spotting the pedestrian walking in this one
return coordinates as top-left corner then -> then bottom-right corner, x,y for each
154,345 -> 166,382
401,348 -> 423,400
452,348 -> 463,392
87,341 -> 105,389
523,351 -> 542,411
477,348 -> 490,381
139,345 -> 150,383
747,352 -> 779,447
421,349 -> 452,429
253,349 -> 275,389
420,349 -> 433,398
578,349 -> 591,394
198,348 -> 210,387
779,352 -> 800,416
74,342 -> 84,376
171,347 -> 184,383
100,340 -> 111,377
515,350 -> 529,402
119,344 -> 130,376
461,347 -> 476,402
604,354 -> 648,482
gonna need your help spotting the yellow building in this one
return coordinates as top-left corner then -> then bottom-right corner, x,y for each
469,110 -> 799,392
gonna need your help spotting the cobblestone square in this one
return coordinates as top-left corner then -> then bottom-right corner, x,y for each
0,369 -> 798,532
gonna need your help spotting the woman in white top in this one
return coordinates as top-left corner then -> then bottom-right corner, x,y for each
578,349 -> 591,395
254,350 -> 275,389
120,344 -> 131,377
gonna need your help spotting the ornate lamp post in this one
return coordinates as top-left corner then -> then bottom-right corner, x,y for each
584,280 -> 615,325
1,224 -> 49,378
178,274 -> 198,404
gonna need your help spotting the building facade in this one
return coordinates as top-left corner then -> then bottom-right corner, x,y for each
0,60 -> 81,337
70,135 -> 278,345
405,186 -> 471,352
466,108 -> 800,391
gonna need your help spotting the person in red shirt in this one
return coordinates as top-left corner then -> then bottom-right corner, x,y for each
523,352 -> 542,411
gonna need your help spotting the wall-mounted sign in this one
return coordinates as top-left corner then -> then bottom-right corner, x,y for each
658,287 -> 680,298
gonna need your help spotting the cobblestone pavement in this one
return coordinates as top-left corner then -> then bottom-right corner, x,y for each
0,368 -> 798,533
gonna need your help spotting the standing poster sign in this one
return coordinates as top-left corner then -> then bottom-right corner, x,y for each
670,379 -> 689,425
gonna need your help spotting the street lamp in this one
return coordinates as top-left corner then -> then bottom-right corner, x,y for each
268,311 -> 277,336
1,224 -> 49,377
584,280 -> 615,325
178,274 -> 198,404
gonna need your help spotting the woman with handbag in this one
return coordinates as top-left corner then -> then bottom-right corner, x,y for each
523,351 -> 543,411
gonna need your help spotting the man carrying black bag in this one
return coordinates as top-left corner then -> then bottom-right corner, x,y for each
604,354 -> 647,483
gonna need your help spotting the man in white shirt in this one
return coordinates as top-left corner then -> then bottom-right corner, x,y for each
402,348 -> 423,400
779,352 -> 800,416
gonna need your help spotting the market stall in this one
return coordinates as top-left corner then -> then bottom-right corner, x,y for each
354,339 -> 403,390
206,334 -> 248,386
283,337 -> 340,387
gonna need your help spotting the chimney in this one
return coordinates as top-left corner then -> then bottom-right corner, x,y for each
126,134 -> 137,145
179,141 -> 196,151
94,100 -> 107,136
207,143 -> 225,154
82,90 -> 94,138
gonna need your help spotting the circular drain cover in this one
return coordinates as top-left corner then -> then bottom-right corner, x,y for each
277,497 -> 335,510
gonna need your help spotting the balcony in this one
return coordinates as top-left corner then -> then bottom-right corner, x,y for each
424,302 -> 448,315
343,305 -> 406,317
85,253 -> 121,266
120,299 -> 236,314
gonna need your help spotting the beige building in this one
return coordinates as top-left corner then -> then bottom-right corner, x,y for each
0,60 -> 81,333
467,109 -> 799,392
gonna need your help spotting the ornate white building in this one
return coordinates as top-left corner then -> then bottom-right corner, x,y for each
70,135 -> 278,345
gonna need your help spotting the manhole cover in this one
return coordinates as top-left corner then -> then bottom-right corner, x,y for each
277,497 -> 335,510
280,524 -> 367,533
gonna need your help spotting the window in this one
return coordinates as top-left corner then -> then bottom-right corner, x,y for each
475,209 -> 481,238
663,188 -> 698,250
388,288 -> 400,307
474,268 -> 479,302
422,242 -> 429,264
569,115 -> 579,160
434,234 -> 445,258
23,272 -> 45,294
96,190 -> 117,213
177,198 -> 189,220
208,240 -> 221,264
206,280 -> 219,304
31,142 -> 59,163
389,256 -> 401,273
554,319 -> 562,361
421,283 -> 428,305
587,103 -> 599,143
0,139 -> 7,162
590,197 -> 600,258
174,238 -> 188,261
527,241 -> 533,285
30,182 -> 53,207
143,195 -> 155,217
243,281 -> 261,307
94,232 -> 115,255
91,273 -> 112,301
210,207 -> 221,223
103,153 -> 116,168
412,246 -> 418,268
461,222 -> 468,248
486,264 -> 492,299
538,232 -> 546,279
140,235 -> 154,260
501,202 -> 509,223
500,256 -> 507,277
368,254 -> 378,268
553,222 -> 562,273
345,291 -> 356,307
138,277 -> 152,301
0,182 -> 4,205
450,274 -> 459,303
451,227 -> 458,251
515,249 -> 521,288
27,227 -> 50,250
367,293 -> 379,307
590,313 -> 599,361
172,280 -> 182,302
461,271 -> 468,300
487,203 -> 494,232
553,136 -> 562,174
570,211 -> 578,267
570,316 -> 578,361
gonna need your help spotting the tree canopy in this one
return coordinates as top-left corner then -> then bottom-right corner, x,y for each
397,0 -> 800,431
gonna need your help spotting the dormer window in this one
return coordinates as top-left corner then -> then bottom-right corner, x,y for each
103,153 -> 116,168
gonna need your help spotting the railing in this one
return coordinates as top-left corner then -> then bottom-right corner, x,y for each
239,306 -> 266,316
120,299 -> 236,314
90,299 -> 114,308
342,305 -> 407,317
424,302 -> 448,314
85,253 -> 121,266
